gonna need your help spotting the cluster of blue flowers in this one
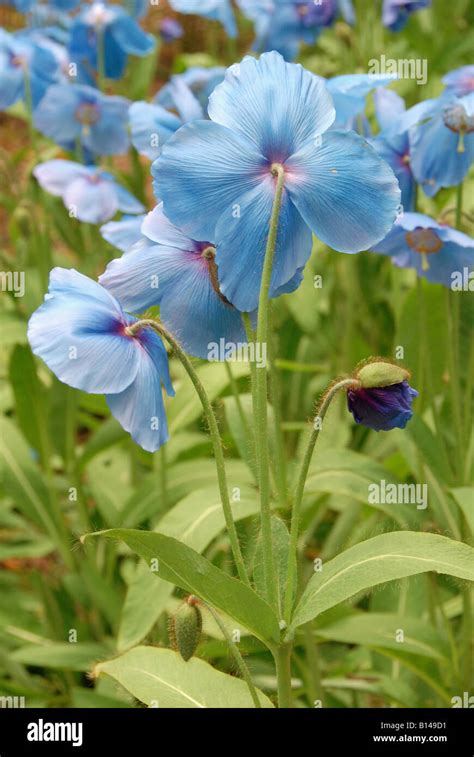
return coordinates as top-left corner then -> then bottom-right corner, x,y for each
0,1 -> 471,451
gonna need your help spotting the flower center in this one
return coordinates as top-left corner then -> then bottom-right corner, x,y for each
443,104 -> 474,134
75,102 -> 100,127
86,2 -> 114,27
405,227 -> 443,271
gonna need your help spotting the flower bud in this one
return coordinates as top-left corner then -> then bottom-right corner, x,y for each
171,597 -> 202,662
354,359 -> 410,389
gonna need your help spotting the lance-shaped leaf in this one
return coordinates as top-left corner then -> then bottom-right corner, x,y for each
83,528 -> 280,643
94,647 -> 274,708
290,532 -> 474,632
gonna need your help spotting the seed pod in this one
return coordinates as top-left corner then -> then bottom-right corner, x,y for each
355,359 -> 410,389
172,598 -> 202,662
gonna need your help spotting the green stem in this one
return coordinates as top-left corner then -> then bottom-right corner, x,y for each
455,181 -> 463,231
283,378 -> 360,623
445,289 -> 464,480
224,360 -> 251,438
204,603 -> 261,708
268,306 -> 288,509
254,163 -> 285,610
127,320 -> 250,586
158,444 -> 168,512
273,643 -> 293,708
96,27 -> 106,91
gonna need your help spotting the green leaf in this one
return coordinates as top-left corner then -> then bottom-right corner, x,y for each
253,516 -> 295,613
94,647 -> 273,708
11,643 -> 110,672
290,532 -> 474,632
9,345 -> 48,457
86,528 -> 280,643
451,488 -> 474,536
315,612 -> 450,659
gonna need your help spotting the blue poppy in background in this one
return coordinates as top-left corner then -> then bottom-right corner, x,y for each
0,28 -> 60,110
407,92 -> 474,196
153,52 -> 400,313
28,268 -> 174,452
34,159 -> 144,224
347,380 -> 418,431
130,73 -> 208,161
370,212 -> 474,286
155,66 -> 225,113
442,65 -> 474,97
169,0 -> 237,38
68,1 -> 155,84
325,73 -> 398,130
372,88 -> 415,211
1,0 -> 80,9
99,204 -> 260,360
101,214 -> 147,252
34,83 -> 129,156
382,0 -> 431,31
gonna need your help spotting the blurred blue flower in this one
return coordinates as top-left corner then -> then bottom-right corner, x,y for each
382,0 -> 431,31
326,73 -> 398,130
28,268 -> 174,452
370,211 -> 474,286
99,204 -> 261,359
159,17 -> 184,42
129,101 -> 183,161
347,380 -> 418,431
34,159 -> 144,224
0,29 -> 59,110
153,52 -> 400,312
372,88 -> 415,211
34,83 -> 129,156
155,66 -> 225,113
1,0 -> 80,9
238,0 -> 354,60
69,1 -> 155,84
101,214 -> 147,252
407,92 -> 474,196
169,0 -> 237,38
442,65 -> 474,98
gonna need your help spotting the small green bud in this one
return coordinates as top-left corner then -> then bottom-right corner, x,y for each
355,359 -> 410,389
172,597 -> 202,662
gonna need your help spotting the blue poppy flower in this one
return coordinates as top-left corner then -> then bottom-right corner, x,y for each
371,88 -> 415,212
34,159 -> 144,224
237,0 -> 354,61
28,268 -> 174,452
68,1 -> 155,84
169,0 -> 237,38
34,83 -> 129,156
326,73 -> 398,130
382,0 -> 431,31
347,380 -> 418,431
99,204 -> 262,360
101,214 -> 147,252
370,212 -> 474,287
442,65 -> 474,98
407,92 -> 474,196
159,18 -> 184,43
0,29 -> 60,110
153,52 -> 401,312
155,66 -> 225,113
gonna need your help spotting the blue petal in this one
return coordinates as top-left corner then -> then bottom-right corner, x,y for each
153,119 -> 266,240
64,175 -> 119,224
110,13 -> 155,56
86,95 -> 130,156
373,87 -> 406,131
208,52 -> 335,158
100,214 -> 147,252
28,268 -> 140,394
166,76 -> 204,122
33,160 -> 90,195
129,101 -> 182,160
214,179 -> 313,312
106,327 -> 174,453
113,182 -> 145,215
34,84 -> 82,146
286,130 -> 401,253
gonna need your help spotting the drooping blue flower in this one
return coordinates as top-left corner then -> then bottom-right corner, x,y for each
347,380 -> 418,431
153,52 -> 401,312
371,88 -> 415,212
34,83 -> 129,156
169,0 -> 237,38
407,92 -> 474,196
0,28 -> 60,110
101,214 -> 147,252
68,1 -> 155,84
99,204 -> 266,359
159,17 -> 184,43
382,0 -> 431,31
370,212 -> 474,287
34,159 -> 144,224
442,65 -> 474,98
237,0 -> 354,61
326,73 -> 398,130
28,268 -> 174,452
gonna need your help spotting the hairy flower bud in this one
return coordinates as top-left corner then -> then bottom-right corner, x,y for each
354,359 -> 410,389
171,597 -> 202,662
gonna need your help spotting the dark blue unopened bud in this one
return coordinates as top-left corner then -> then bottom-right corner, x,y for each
347,380 -> 418,431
